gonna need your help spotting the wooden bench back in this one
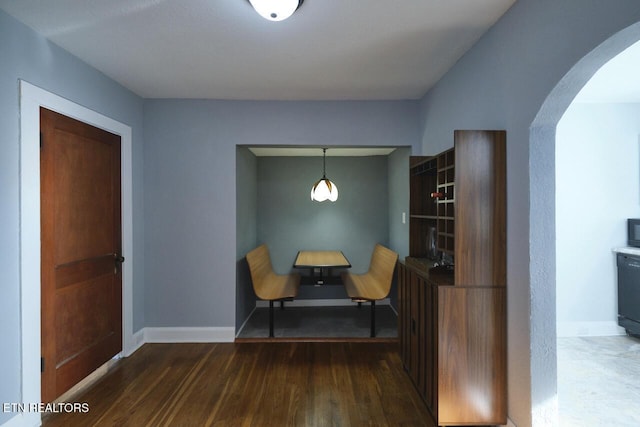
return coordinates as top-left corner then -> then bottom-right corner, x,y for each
368,244 -> 399,293
246,244 -> 300,301
246,244 -> 273,292
342,244 -> 399,301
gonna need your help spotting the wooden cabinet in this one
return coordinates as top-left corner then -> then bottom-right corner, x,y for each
408,156 -> 438,258
398,262 -> 439,414
400,130 -> 506,426
436,148 -> 455,254
437,285 -> 506,424
408,148 -> 456,260
453,130 -> 506,287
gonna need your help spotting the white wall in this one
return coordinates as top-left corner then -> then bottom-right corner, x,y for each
556,102 -> 640,337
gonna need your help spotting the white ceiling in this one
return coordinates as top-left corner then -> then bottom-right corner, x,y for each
0,0 -> 516,100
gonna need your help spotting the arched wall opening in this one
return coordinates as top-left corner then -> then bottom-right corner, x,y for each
529,21 -> 640,425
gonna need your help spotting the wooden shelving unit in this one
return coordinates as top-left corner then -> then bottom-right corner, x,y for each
435,148 -> 455,254
408,156 -> 437,259
399,130 -> 507,427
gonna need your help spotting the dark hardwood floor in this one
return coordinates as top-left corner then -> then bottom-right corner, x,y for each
42,341 -> 434,426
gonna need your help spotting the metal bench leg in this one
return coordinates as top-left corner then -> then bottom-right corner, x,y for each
280,300 -> 284,310
370,300 -> 376,338
269,300 -> 274,338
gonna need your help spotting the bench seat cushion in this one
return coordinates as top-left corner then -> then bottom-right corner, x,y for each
257,272 -> 300,301
342,272 -> 388,301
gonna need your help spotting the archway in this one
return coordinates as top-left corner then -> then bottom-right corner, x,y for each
529,22 -> 640,425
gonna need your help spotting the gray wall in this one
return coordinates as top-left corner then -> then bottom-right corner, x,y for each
236,147 -> 258,332
417,1 -> 640,426
257,155 -> 389,300
143,99 -> 419,328
7,1 -> 637,424
235,149 -> 409,325
387,147 -> 411,309
0,9 -> 145,425
387,148 -> 411,260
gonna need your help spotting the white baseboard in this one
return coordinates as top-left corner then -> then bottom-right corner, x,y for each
255,298 -> 391,308
124,328 -> 145,356
143,327 -> 235,343
557,321 -> 626,337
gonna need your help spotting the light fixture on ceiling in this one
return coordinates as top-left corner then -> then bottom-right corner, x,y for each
310,148 -> 338,202
248,0 -> 304,22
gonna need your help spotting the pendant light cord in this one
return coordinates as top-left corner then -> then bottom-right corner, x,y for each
322,148 -> 327,178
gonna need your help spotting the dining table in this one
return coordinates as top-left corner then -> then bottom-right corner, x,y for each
293,250 -> 351,285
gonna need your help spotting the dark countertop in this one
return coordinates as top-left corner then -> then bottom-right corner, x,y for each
403,257 -> 454,286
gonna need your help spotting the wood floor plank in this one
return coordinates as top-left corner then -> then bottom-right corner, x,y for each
42,342 -> 434,427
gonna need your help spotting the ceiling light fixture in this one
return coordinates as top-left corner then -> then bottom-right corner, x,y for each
248,0 -> 304,22
310,148 -> 338,202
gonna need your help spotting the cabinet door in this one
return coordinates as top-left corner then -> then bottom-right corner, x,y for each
397,263 -> 411,370
409,269 -> 422,392
424,282 -> 437,415
415,275 -> 428,398
437,286 -> 507,425
454,130 -> 506,287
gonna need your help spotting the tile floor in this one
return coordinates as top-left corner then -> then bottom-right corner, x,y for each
557,335 -> 640,426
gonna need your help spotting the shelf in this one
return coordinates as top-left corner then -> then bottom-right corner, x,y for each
412,163 -> 437,176
411,215 -> 438,220
409,155 -> 439,259
410,155 -> 437,169
436,147 -> 455,255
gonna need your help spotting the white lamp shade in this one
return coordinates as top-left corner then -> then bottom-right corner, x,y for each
249,0 -> 300,21
311,178 -> 338,202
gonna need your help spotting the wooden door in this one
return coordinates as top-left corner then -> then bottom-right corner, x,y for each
40,107 -> 123,403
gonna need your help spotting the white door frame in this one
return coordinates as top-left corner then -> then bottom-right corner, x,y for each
18,80 -> 134,424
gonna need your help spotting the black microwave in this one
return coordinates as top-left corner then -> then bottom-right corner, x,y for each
629,219 -> 640,247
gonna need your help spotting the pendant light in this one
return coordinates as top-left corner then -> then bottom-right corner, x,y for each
310,148 -> 338,202
248,0 -> 304,22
